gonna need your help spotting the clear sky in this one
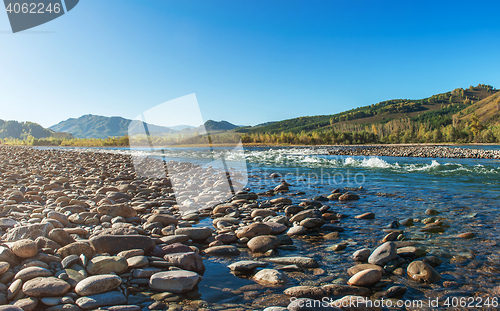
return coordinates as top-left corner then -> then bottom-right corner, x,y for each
1,0 -> 500,128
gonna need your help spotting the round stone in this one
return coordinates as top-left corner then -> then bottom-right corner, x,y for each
15,267 -> 52,281
22,277 -> 70,297
87,256 -> 128,275
347,269 -> 383,287
11,239 -> 38,258
149,270 -> 200,293
75,274 -> 122,296
407,261 -> 441,283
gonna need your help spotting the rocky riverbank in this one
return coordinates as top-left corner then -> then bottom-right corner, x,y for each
0,146 -> 496,311
326,145 -> 500,159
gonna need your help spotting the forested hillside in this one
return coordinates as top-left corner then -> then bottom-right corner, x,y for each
237,84 -> 497,134
0,120 -> 72,140
239,84 -> 500,144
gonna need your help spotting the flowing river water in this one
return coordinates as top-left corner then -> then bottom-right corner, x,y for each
55,146 -> 500,310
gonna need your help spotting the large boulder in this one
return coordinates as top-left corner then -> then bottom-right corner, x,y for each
236,223 -> 272,239
57,242 -> 96,259
75,274 -> 122,296
263,222 -> 288,235
228,260 -> 268,272
22,277 -> 70,297
151,243 -> 192,257
75,291 -> 127,309
407,261 -> 441,283
0,247 -> 19,267
14,267 -> 52,281
247,235 -> 279,253
87,256 -> 128,275
11,239 -> 38,258
164,252 -> 205,273
289,210 -> 322,223
147,214 -> 178,226
149,270 -> 200,293
90,235 -> 156,255
48,229 -> 75,247
174,227 -> 213,241
347,269 -> 382,287
347,264 -> 384,276
2,223 -> 54,242
253,269 -> 288,286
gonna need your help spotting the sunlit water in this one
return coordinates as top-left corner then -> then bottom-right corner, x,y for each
49,146 -> 500,309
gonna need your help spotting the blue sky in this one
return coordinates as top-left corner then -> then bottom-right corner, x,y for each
1,0 -> 500,128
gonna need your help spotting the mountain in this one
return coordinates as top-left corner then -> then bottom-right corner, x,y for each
203,120 -> 238,132
0,119 -> 73,140
236,84 -> 498,134
169,125 -> 196,131
50,115 -> 239,139
50,114 -> 176,139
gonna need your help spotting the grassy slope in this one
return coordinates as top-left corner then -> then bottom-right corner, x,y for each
455,92 -> 500,124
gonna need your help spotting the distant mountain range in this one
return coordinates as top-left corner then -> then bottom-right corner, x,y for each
2,84 -> 499,142
49,114 -> 239,139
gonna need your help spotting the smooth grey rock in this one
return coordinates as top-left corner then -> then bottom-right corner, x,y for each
149,270 -> 200,293
368,242 -> 397,266
75,291 -> 126,309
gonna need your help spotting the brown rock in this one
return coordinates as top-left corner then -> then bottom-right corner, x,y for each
284,286 -> 326,298
22,277 -> 70,297
87,256 -> 128,275
147,214 -> 178,226
97,204 -> 137,218
2,223 -> 54,242
164,252 -> 205,273
90,235 -> 156,255
457,232 -> 475,239
0,246 -> 19,267
236,223 -> 272,239
11,239 -> 38,258
347,269 -> 382,287
247,235 -> 279,253
250,209 -> 277,218
347,264 -> 384,276
14,266 -> 52,281
48,229 -> 75,247
35,237 -> 62,250
407,261 -> 441,283
57,242 -> 96,259
355,212 -> 375,220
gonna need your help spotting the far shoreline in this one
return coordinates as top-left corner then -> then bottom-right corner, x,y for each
4,143 -> 500,159
7,142 -> 500,148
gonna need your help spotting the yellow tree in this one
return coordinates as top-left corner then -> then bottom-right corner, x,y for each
468,114 -> 483,137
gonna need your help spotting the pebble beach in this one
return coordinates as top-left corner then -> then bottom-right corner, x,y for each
0,145 -> 499,311
326,145 -> 500,159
